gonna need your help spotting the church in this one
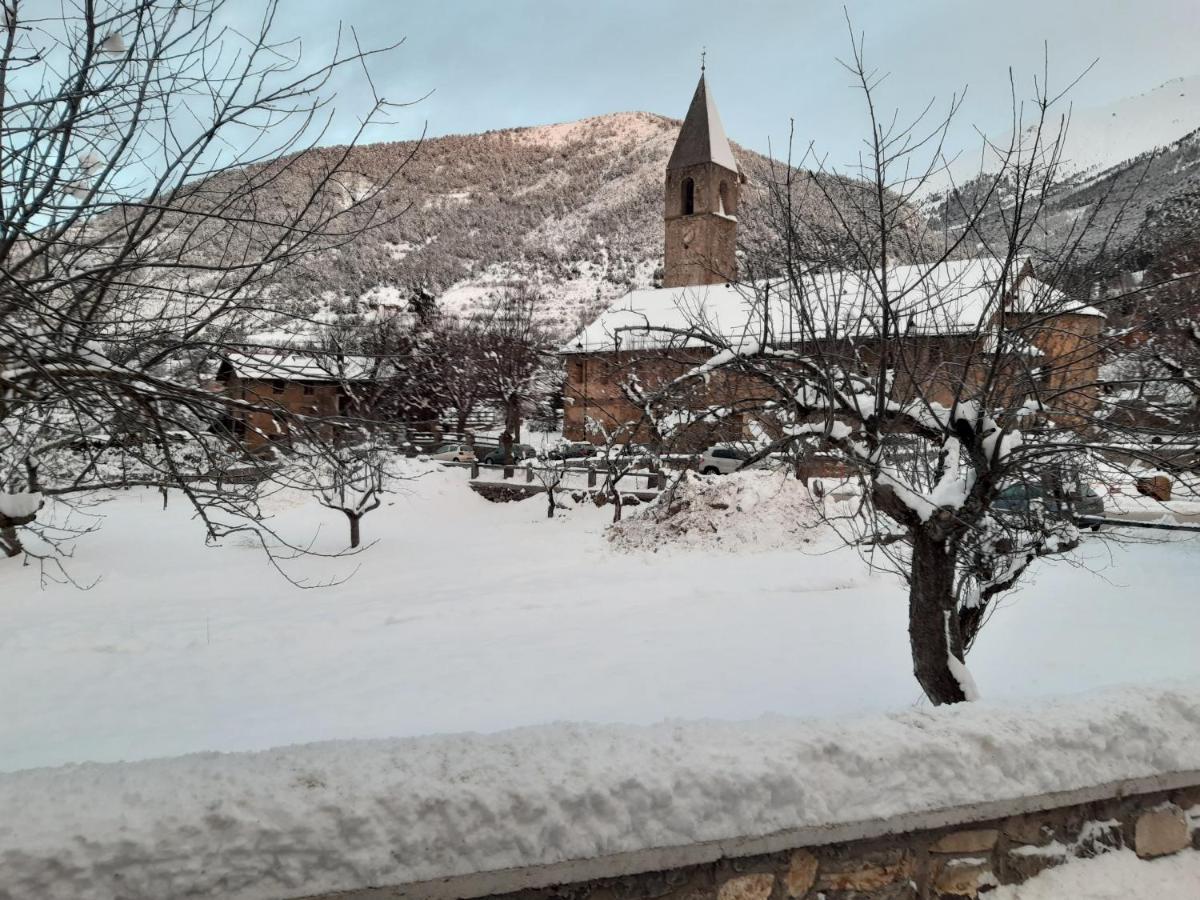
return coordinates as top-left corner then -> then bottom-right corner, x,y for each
560,74 -> 1104,447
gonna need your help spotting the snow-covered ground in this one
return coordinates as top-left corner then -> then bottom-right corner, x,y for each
2,462 -> 1200,773
4,680 -> 1200,900
992,848 -> 1200,899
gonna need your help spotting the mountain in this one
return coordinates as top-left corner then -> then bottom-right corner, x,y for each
928,76 -> 1200,267
1034,75 -> 1200,181
244,112 -> 753,339
227,111 -> 912,343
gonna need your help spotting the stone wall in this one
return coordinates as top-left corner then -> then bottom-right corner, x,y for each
306,777 -> 1200,900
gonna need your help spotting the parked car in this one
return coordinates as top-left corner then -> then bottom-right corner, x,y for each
546,442 -> 595,461
698,445 -> 751,475
993,481 -> 1104,525
480,444 -> 537,464
429,443 -> 476,463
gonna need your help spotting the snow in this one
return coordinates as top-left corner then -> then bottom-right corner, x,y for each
945,610 -> 981,701
2,464 -> 1200,776
608,469 -> 824,552
564,258 -> 1099,354
0,491 -> 41,519
2,681 -> 1200,900
991,848 -> 1200,899
221,350 -> 379,382
1032,75 -> 1200,179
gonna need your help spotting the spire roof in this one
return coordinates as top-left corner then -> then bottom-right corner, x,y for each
667,74 -> 739,174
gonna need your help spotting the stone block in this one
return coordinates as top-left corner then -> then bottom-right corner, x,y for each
717,873 -> 774,900
818,849 -> 913,892
1134,804 -> 1189,859
1074,819 -> 1124,858
932,858 -> 993,897
998,843 -> 1068,884
1002,814 -> 1052,847
782,851 -> 817,898
930,829 -> 999,854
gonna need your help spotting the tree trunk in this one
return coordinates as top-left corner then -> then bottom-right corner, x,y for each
908,530 -> 970,705
505,399 -> 521,444
348,513 -> 361,549
1,522 -> 22,558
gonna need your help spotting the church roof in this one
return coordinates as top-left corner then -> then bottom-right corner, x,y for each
667,74 -> 739,174
561,258 -> 1102,355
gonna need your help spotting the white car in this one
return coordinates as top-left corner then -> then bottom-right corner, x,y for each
698,445 -> 751,475
429,443 -> 476,463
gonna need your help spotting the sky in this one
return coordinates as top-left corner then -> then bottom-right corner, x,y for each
229,1 -> 1200,166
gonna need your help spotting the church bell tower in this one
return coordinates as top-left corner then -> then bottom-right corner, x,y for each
663,71 -> 741,288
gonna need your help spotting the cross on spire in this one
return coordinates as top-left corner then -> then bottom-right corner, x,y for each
700,47 -> 706,74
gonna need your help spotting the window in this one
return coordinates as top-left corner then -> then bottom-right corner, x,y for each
270,379 -> 285,394
682,177 -> 695,215
718,180 -> 734,215
302,384 -> 315,396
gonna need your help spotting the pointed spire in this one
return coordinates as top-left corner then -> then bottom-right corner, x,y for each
667,73 -> 739,174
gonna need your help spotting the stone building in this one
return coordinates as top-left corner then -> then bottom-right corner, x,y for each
215,352 -> 376,450
662,73 -> 743,288
560,73 -> 1105,447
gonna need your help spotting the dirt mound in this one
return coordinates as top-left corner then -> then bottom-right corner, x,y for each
609,470 -> 824,553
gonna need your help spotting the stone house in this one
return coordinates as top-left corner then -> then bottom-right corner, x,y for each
560,73 -> 1104,447
215,352 -> 379,450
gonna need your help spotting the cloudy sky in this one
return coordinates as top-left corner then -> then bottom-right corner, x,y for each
237,0 -> 1198,164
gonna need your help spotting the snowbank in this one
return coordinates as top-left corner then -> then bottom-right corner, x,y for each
609,470 -> 823,552
991,848 -> 1200,899
4,681 -> 1200,900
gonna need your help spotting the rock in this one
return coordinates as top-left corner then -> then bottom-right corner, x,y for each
717,873 -> 774,900
1134,804 -> 1189,859
930,829 -> 999,854
818,850 -> 913,892
1074,819 -> 1124,858
999,843 -> 1068,884
782,851 -> 817,898
1002,815 -> 1052,847
933,859 -> 993,897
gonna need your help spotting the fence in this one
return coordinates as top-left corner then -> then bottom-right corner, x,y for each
465,461 -> 666,499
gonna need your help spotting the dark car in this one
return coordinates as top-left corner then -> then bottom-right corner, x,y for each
480,444 -> 536,464
993,482 -> 1104,524
546,442 -> 595,461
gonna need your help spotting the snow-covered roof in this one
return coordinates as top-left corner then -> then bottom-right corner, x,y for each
562,258 -> 1103,354
220,352 -> 379,383
667,74 -> 739,175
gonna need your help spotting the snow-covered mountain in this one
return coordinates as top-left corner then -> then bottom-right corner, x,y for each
929,75 -> 1200,265
232,112 -> 790,341
206,78 -> 1200,347
1045,75 -> 1200,179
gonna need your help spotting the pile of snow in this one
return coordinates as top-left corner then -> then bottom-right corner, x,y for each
3,681 -> 1200,900
609,470 -> 823,553
992,848 -> 1200,899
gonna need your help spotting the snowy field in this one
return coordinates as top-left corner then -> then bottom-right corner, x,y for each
2,461 -> 1200,773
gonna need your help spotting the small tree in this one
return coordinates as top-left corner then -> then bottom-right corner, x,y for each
475,280 -> 555,446
312,433 -> 386,549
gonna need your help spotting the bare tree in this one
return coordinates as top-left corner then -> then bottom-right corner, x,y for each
310,430 -> 385,549
427,316 -> 487,434
0,0 -> 417,571
474,280 -> 555,448
620,29 -> 1165,704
